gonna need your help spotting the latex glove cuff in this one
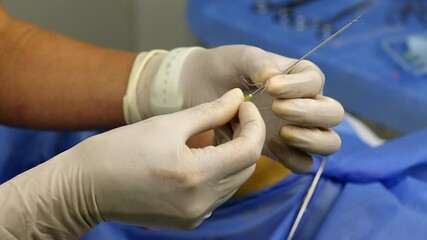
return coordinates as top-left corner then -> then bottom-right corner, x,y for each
123,49 -> 167,124
123,47 -> 203,124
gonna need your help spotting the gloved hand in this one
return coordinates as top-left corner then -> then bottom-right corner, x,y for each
0,89 -> 265,239
131,45 -> 344,173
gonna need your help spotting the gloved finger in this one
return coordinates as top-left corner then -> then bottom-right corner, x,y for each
213,114 -> 241,146
175,88 -> 244,140
216,164 -> 256,192
265,62 -> 324,98
178,189 -> 238,229
280,125 -> 342,155
232,46 -> 281,85
268,54 -> 322,77
197,166 -> 254,223
197,187 -> 241,224
272,96 -> 345,128
266,136 -> 313,173
192,101 -> 265,178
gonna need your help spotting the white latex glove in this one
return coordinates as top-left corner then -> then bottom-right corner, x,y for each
133,45 -> 344,173
0,89 -> 265,239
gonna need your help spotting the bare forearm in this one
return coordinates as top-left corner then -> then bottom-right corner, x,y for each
0,6 -> 137,130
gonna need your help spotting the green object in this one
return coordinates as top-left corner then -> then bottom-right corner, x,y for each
404,51 -> 416,60
244,95 -> 252,101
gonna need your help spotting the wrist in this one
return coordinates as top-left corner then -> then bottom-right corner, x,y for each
0,151 -> 101,239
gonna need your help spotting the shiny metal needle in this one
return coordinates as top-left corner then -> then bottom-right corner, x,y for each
245,15 -> 362,100
287,157 -> 328,240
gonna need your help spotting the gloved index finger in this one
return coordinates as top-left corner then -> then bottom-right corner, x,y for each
265,60 -> 325,98
232,46 -> 281,85
193,102 -> 266,178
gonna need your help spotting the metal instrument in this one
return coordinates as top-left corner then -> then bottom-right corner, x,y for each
286,157 -> 328,240
243,15 -> 363,240
388,0 -> 427,25
246,15 -> 362,99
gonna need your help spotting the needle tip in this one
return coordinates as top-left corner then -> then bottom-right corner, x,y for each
354,15 -> 363,22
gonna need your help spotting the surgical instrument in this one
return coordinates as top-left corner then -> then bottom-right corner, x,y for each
387,0 -> 427,26
317,0 -> 374,38
287,157 -> 328,240
253,0 -> 313,15
252,0 -> 273,14
245,15 -> 362,100
274,0 -> 315,26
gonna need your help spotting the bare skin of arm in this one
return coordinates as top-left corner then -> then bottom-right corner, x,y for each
0,5 -> 138,130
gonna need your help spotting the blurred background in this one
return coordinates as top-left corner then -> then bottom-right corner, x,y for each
3,0 -> 427,139
0,0 -> 199,51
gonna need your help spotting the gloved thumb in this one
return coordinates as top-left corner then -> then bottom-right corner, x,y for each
173,88 -> 244,140
192,100 -> 266,178
171,88 -> 265,177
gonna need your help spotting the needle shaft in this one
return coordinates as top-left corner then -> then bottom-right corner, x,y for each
286,157 -> 328,240
247,15 -> 362,99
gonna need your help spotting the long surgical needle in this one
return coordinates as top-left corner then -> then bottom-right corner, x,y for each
245,15 -> 362,100
287,157 -> 328,240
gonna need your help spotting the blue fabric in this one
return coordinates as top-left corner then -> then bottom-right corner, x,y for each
186,0 -> 427,133
0,125 -> 97,184
2,120 -> 427,239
